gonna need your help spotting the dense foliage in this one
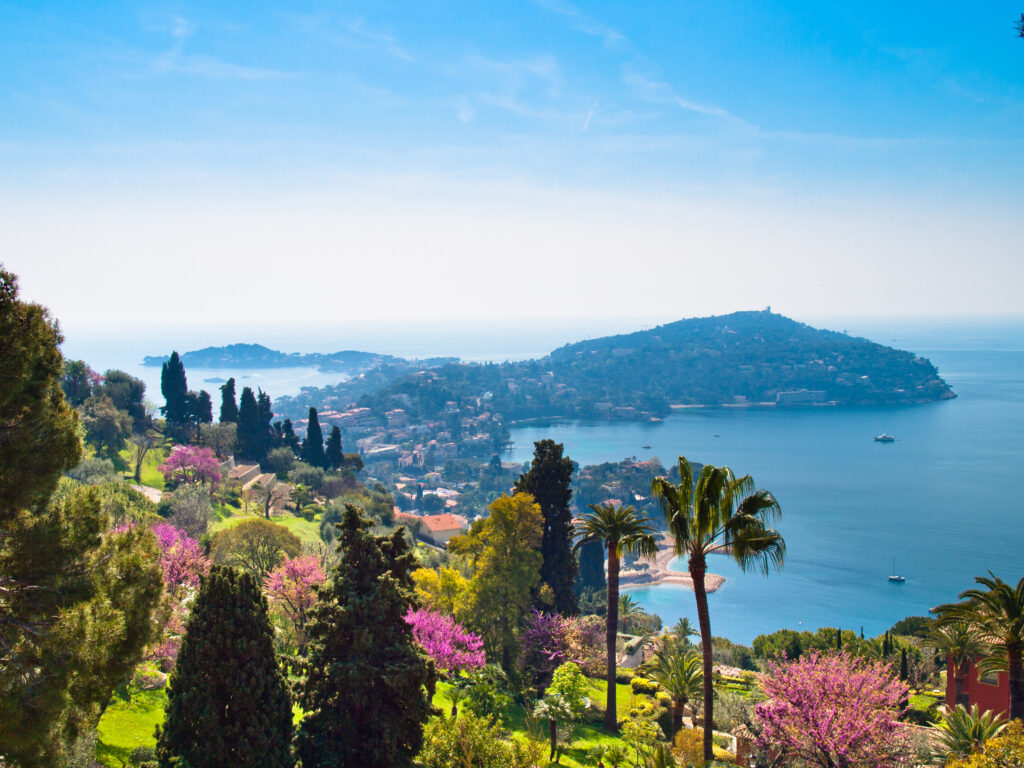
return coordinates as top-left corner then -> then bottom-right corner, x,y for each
156,566 -> 294,768
515,439 -> 578,615
1,267 -> 163,767
296,504 -> 431,768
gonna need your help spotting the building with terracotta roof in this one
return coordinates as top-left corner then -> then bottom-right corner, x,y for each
417,513 -> 468,546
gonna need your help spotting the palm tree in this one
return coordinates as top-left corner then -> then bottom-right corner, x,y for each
671,617 -> 698,645
934,704 -> 1008,760
935,573 -> 1024,720
574,502 -> 658,732
652,457 -> 784,764
924,621 -> 988,707
618,593 -> 645,634
645,636 -> 703,737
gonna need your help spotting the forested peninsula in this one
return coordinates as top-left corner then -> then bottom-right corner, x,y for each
269,310 -> 954,422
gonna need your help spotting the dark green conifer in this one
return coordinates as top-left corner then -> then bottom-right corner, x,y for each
160,352 -> 189,429
324,425 -> 344,469
256,389 -> 274,458
303,407 -> 325,468
236,387 -> 262,461
836,628 -> 842,650
899,647 -> 908,680
577,541 -> 606,591
281,418 -> 300,452
296,504 -> 431,768
219,378 -> 238,423
157,566 -> 293,768
515,439 -> 578,614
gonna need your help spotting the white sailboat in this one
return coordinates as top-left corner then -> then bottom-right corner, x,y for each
888,558 -> 905,583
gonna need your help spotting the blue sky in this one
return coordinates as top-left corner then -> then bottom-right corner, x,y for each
3,1 -> 1023,329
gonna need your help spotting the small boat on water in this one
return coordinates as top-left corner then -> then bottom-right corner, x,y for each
888,558 -> 905,583
874,433 -> 896,443
641,443 -> 651,449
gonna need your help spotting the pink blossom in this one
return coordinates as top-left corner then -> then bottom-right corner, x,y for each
265,556 -> 326,653
159,444 -> 221,487
406,608 -> 486,674
151,522 -> 209,594
756,650 -> 911,768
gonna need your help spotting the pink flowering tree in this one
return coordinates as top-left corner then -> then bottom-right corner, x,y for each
756,650 -> 911,768
406,608 -> 486,675
148,522 -> 209,668
159,444 -> 221,488
152,522 -> 209,597
265,555 -> 326,653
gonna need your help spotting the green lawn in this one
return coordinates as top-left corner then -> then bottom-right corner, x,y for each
117,444 -> 168,490
207,508 -> 322,545
96,687 -> 167,767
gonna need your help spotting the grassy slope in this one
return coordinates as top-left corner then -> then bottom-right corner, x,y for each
96,678 -> 639,767
207,508 -> 322,545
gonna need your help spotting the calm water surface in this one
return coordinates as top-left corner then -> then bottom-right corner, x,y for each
508,348 -> 1024,645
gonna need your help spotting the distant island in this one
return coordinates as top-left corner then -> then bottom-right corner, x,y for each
143,343 -> 444,373
271,310 -> 955,426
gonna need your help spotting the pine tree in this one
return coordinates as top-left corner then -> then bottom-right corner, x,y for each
157,566 -> 293,768
325,425 -> 344,469
219,378 -> 238,423
899,647 -> 908,681
303,407 -> 325,468
160,351 -> 189,430
236,387 -> 262,461
296,504 -> 431,768
514,439 -> 578,614
1,267 -> 163,765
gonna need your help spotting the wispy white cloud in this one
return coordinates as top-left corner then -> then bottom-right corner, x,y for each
342,18 -> 414,62
454,96 -> 476,124
152,14 -> 292,80
532,0 -> 624,47
621,64 -> 731,118
581,102 -> 597,131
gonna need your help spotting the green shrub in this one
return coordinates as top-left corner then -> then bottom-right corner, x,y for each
616,669 -> 636,684
630,676 -> 660,695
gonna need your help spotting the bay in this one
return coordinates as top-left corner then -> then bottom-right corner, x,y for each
506,344 -> 1024,645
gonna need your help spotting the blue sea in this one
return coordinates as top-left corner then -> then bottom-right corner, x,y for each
506,322 -> 1024,645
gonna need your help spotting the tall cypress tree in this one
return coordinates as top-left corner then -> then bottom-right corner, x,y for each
324,425 -> 344,469
303,407 -> 325,468
236,387 -> 261,461
219,378 -> 238,423
577,541 -> 606,592
257,389 -> 274,459
296,505 -> 431,768
160,351 -> 189,429
514,439 -> 578,615
157,566 -> 293,768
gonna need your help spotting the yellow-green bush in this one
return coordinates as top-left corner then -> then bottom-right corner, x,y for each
630,676 -> 661,695
946,720 -> 1024,768
673,727 -> 735,766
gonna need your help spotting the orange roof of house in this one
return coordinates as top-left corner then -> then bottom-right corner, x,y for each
419,513 -> 466,532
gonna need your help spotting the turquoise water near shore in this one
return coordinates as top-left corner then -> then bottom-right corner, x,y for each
507,346 -> 1024,645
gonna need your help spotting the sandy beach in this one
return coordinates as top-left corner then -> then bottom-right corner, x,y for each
621,535 -> 726,593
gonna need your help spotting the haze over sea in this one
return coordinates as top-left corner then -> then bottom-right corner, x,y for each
66,316 -> 1024,646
